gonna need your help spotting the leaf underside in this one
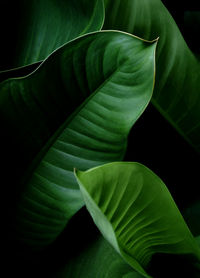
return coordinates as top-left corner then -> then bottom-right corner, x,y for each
75,162 -> 200,277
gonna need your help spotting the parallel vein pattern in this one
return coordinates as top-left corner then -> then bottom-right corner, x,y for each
103,0 -> 200,152
2,0 -> 104,70
76,162 -> 200,277
0,31 -> 157,248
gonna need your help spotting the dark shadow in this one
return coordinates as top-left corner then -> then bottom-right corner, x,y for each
125,103 -> 200,211
147,252 -> 200,278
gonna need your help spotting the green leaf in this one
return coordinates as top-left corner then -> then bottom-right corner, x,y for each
0,62 -> 41,83
0,31 -> 157,249
196,236 -> 200,248
1,0 -> 104,70
103,0 -> 200,153
75,162 -> 200,278
56,236 -> 143,278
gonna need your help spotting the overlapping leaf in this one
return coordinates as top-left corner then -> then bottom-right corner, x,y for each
103,0 -> 200,152
56,236 -> 143,278
0,62 -> 41,83
75,162 -> 200,277
0,0 -> 104,70
0,31 -> 157,248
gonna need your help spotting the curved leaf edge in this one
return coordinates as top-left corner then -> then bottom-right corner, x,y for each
0,0 -> 105,78
74,161 -> 200,278
0,30 -> 158,84
3,30 -> 158,188
9,30 -> 157,250
74,163 -> 152,278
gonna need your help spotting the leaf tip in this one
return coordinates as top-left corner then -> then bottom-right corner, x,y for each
151,37 -> 159,44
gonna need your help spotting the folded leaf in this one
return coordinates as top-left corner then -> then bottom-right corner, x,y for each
103,0 -> 200,153
75,162 -> 200,277
56,236 -> 143,278
0,31 -> 157,248
1,0 -> 104,70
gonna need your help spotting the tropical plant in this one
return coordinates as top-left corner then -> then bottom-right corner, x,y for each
1,0 -> 200,277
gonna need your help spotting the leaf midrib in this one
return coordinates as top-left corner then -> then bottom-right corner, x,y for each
20,56 -> 129,186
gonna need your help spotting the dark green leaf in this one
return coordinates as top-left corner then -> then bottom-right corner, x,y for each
1,0 -> 104,70
196,236 -> 200,248
0,62 -> 41,83
103,0 -> 200,152
56,236 -> 143,278
0,31 -> 156,249
75,162 -> 200,277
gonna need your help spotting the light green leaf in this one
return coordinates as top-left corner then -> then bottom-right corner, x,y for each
75,162 -> 200,277
56,236 -> 144,278
103,0 -> 200,152
1,0 -> 104,70
0,31 -> 157,249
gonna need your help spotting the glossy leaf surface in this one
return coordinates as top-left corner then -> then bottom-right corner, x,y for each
103,0 -> 200,152
75,162 -> 200,277
0,31 -> 157,248
1,0 -> 104,70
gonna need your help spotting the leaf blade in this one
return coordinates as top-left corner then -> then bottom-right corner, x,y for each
75,162 -> 200,277
1,0 -> 104,70
56,236 -> 144,278
103,0 -> 200,153
0,31 -> 157,248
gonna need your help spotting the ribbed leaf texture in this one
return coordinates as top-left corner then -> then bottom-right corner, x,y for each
0,0 -> 104,70
0,31 -> 157,248
103,0 -> 200,152
76,162 -> 200,277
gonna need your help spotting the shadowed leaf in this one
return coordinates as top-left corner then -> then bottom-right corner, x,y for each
0,0 -> 104,70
